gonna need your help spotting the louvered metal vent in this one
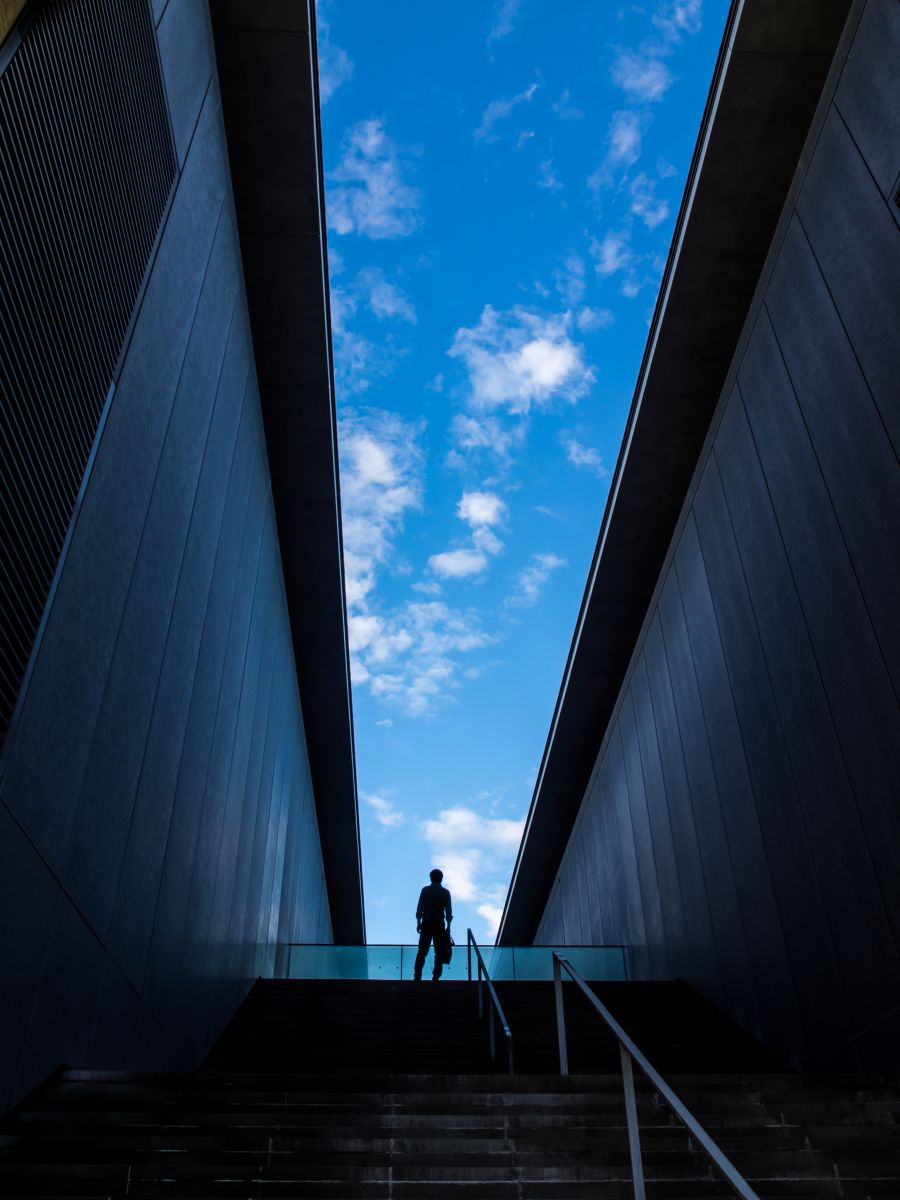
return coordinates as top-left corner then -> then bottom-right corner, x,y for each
0,0 -> 177,747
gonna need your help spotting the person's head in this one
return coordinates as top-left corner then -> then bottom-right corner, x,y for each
429,868 -> 443,884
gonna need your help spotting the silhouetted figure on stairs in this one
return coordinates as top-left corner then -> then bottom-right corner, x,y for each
414,869 -> 452,981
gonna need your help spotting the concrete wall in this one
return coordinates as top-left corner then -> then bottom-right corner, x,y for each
0,0 -> 332,1114
536,0 -> 900,1071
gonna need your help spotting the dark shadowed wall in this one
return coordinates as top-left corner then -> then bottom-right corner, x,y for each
0,0 -> 332,1114
536,0 -> 900,1071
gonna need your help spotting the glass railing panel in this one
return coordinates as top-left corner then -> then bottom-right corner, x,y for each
281,943 -> 628,980
513,946 -> 627,980
399,942 -> 469,981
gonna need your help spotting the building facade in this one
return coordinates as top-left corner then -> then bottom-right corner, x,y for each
0,0 -> 362,1114
500,0 -> 900,1071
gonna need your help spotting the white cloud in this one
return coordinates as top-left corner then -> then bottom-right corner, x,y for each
487,0 -> 522,42
330,288 -> 401,396
537,159 -> 563,191
653,0 -> 703,40
316,16 -> 354,103
421,806 -> 525,928
591,230 -> 632,277
412,580 -> 443,596
339,418 -> 501,716
517,130 -> 536,149
588,110 -> 644,192
474,83 -> 538,142
629,172 -> 670,228
508,551 -> 566,607
329,118 -> 422,239
429,548 -> 490,579
577,306 -> 614,333
458,490 -> 507,528
375,718 -> 393,728
552,88 -> 583,120
561,434 -> 608,477
448,305 -> 594,415
357,267 -> 417,323
363,792 -> 405,828
477,904 -> 505,939
350,598 -> 497,717
554,253 -> 586,306
611,50 -> 672,102
447,413 -> 526,467
609,109 -> 644,166
329,268 -> 416,394
339,408 -> 425,608
429,491 -> 507,582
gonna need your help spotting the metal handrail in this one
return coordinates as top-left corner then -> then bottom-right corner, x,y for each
467,930 -> 514,1073
552,954 -> 760,1200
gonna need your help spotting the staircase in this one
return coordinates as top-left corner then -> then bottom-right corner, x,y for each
1,978 -> 899,1197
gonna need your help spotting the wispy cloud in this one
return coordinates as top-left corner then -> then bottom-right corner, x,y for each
629,172 -> 670,228
487,0 -> 523,44
330,286 -> 404,396
449,305 -> 594,416
576,306 -> 614,333
590,230 -> 632,277
610,50 -> 673,102
339,408 -> 425,608
537,159 -> 563,191
588,109 -> 645,192
363,792 -> 405,828
554,252 -> 586,306
447,413 -> 526,468
653,0 -> 703,41
328,267 -> 417,394
357,267 -> 417,323
361,601 -> 497,715
421,805 -> 525,938
552,88 -> 583,120
474,83 -> 538,143
508,551 -> 566,607
329,118 -> 422,239
561,433 -> 608,477
338,412 -> 498,714
316,15 -> 354,104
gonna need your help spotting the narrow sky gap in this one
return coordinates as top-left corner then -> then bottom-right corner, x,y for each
317,0 -> 729,945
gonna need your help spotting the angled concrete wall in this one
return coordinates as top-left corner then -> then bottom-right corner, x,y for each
0,0 -> 332,1114
536,0 -> 900,1070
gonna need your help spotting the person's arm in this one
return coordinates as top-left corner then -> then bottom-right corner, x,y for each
444,889 -> 453,925
416,887 -> 424,932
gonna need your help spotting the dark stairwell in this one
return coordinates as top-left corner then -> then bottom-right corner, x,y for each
1,976 -> 900,1196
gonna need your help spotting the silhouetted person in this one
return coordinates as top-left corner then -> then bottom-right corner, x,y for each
414,868 -> 452,981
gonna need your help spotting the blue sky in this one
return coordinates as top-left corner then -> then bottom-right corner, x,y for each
316,0 -> 729,946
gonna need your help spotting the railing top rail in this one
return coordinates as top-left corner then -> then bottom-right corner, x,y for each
468,930 -> 513,1039
553,954 -> 760,1200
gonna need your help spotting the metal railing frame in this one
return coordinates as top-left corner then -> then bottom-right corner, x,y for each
467,930 -> 514,1074
552,953 -> 760,1200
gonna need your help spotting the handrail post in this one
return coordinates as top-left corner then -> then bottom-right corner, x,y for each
467,934 -> 472,982
620,1045 -> 646,1200
551,953 -> 761,1200
553,953 -> 569,1076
